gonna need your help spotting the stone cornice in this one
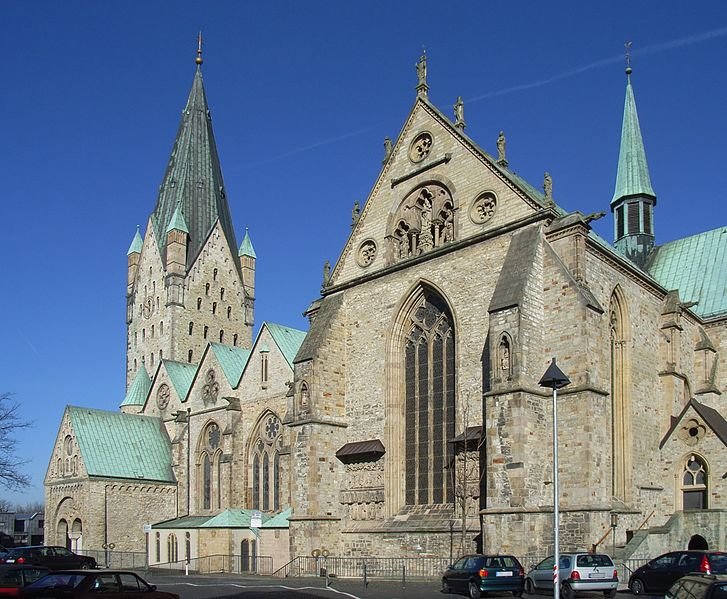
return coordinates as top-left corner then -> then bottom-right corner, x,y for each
390,153 -> 451,187
484,383 -> 609,399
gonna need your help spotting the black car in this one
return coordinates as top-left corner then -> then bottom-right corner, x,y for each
666,573 -> 727,599
21,570 -> 180,598
442,554 -> 525,598
0,547 -> 96,571
629,550 -> 727,595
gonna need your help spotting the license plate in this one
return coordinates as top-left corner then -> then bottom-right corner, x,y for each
589,573 -> 605,578
496,571 -> 513,577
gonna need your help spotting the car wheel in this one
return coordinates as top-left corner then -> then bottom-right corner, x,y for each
513,590 -> 523,597
469,581 -> 482,599
560,582 -> 574,599
442,578 -> 451,593
80,561 -> 91,570
629,578 -> 645,595
604,590 -> 617,598
525,578 -> 535,594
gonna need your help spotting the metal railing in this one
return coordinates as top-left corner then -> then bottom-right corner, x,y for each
273,556 -> 450,579
80,549 -> 147,570
148,554 -> 274,576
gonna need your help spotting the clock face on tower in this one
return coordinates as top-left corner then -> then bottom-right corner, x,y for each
156,384 -> 170,409
142,296 -> 153,319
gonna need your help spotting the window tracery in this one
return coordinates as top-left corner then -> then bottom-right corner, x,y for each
390,184 -> 454,262
403,292 -> 455,505
682,455 -> 708,509
198,422 -> 222,511
250,413 -> 282,511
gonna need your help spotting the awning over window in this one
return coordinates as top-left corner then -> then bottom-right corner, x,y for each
335,439 -> 385,462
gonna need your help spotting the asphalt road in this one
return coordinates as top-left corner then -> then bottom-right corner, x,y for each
148,574 -> 648,599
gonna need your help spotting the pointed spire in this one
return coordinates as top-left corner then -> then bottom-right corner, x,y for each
166,200 -> 189,234
149,45 -> 239,272
238,228 -> 256,258
127,225 -> 143,255
611,56 -> 655,206
415,50 -> 428,98
121,363 -> 151,407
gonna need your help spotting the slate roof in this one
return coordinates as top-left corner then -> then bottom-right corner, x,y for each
612,70 -> 656,204
336,439 -> 385,459
149,64 -> 238,272
659,398 -> 727,449
647,226 -> 727,319
165,201 -> 189,234
209,343 -> 251,387
153,508 -> 291,529
120,363 -> 151,407
238,229 -> 256,258
488,226 -> 540,312
126,226 -> 143,255
294,294 -> 343,364
162,360 -> 197,402
67,406 -> 175,482
265,323 -> 307,367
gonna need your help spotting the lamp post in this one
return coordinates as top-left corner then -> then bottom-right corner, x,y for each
539,358 -> 571,599
610,513 -> 619,558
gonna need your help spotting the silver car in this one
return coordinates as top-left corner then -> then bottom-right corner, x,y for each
525,553 -> 618,599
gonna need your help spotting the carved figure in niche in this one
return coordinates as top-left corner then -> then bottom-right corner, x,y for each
499,336 -> 512,378
357,240 -> 377,267
299,384 -> 310,416
202,369 -> 219,406
390,184 -> 454,262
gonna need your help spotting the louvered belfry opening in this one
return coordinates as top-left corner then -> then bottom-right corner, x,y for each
404,292 -> 455,505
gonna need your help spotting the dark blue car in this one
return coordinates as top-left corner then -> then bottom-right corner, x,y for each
442,554 -> 525,598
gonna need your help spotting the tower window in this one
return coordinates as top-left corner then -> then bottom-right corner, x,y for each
644,203 -> 652,235
151,325 -> 154,338
188,349 -> 193,363
160,321 -> 164,335
213,268 -> 218,281
189,322 -> 194,335
261,353 -> 269,384
204,326 -> 208,339
212,302 -> 217,315
616,205 -> 625,239
220,288 -> 225,301
134,332 -> 137,347
219,330 -> 224,343
627,202 -> 640,235
151,353 -> 154,367
227,306 -> 231,319
205,283 -> 210,296
233,334 -> 238,346
197,298 -> 202,310
142,328 -> 146,341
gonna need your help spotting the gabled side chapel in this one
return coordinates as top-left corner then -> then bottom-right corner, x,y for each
46,48 -> 727,566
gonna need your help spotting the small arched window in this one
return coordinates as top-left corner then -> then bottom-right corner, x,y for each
220,288 -> 225,301
219,330 -> 224,343
205,283 -> 210,296
683,455 -> 708,509
167,533 -> 178,562
134,358 -> 137,369
151,325 -> 155,338
233,334 -> 238,346
213,268 -> 218,281
134,332 -> 137,347
142,328 -> 146,341
204,326 -> 208,339
227,306 -> 232,319
197,298 -> 202,310
160,321 -> 164,335
155,532 -> 160,562
187,349 -> 193,363
150,353 -> 154,367
189,322 -> 194,335
212,302 -> 217,315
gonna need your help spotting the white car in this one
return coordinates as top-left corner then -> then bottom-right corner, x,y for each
525,553 -> 618,599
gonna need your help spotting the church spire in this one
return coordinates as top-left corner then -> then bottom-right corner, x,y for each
149,40 -> 238,272
611,45 -> 657,268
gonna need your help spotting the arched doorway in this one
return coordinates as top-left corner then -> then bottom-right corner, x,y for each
56,519 -> 69,550
688,534 -> 708,550
70,519 -> 83,552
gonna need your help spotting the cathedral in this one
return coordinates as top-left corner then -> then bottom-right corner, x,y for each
45,45 -> 727,569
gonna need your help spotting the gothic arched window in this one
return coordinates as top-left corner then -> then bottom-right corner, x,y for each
682,455 -> 708,509
198,422 -> 221,511
167,533 -> 178,562
609,288 -> 631,502
250,413 -> 283,511
403,291 -> 455,505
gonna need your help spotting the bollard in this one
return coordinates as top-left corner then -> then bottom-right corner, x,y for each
403,564 -> 406,589
363,562 -> 368,588
185,557 -> 189,576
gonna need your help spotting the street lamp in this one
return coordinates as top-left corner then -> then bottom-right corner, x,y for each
610,513 -> 619,558
539,358 -> 571,599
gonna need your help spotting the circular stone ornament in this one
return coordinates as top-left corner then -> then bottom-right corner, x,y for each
357,239 -> 377,267
156,383 -> 170,409
470,191 -> 497,224
409,132 -> 433,163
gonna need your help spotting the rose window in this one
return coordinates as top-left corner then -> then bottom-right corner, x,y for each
409,132 -> 433,163
265,415 -> 280,442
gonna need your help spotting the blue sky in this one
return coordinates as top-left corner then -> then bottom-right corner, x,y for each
2,2 -> 727,505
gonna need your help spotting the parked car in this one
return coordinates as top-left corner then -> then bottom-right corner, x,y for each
629,551 -> 727,595
0,564 -> 49,596
525,553 -> 618,599
21,570 -> 180,598
665,573 -> 727,599
442,554 -> 525,598
0,547 -> 95,571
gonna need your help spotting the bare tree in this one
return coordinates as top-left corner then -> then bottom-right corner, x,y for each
0,498 -> 13,513
0,394 -> 32,491
454,393 -> 480,555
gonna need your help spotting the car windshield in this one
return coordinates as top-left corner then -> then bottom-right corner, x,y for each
30,573 -> 88,589
577,554 -> 613,567
710,555 -> 727,574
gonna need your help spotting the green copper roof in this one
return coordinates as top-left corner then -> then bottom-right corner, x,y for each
153,508 -> 290,529
647,226 -> 727,319
120,364 -> 151,407
165,201 -> 189,234
612,71 -> 655,205
126,226 -> 143,255
67,406 -> 175,482
238,229 -> 256,258
150,65 -> 238,270
265,322 -> 307,367
163,359 -> 197,402
209,343 -> 251,387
